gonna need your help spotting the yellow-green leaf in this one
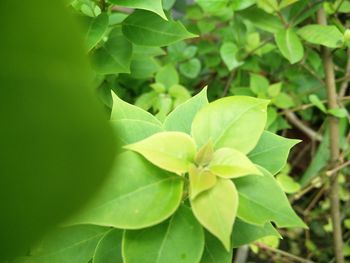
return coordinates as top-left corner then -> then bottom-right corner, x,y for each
125,132 -> 196,174
209,148 -> 262,179
189,165 -> 217,200
191,179 -> 238,251
191,96 -> 269,154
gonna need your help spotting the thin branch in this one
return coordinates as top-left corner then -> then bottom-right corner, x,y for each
317,7 -> 344,263
339,48 -> 350,98
326,160 -> 350,176
283,110 -> 323,141
222,70 -> 236,97
255,243 -> 315,263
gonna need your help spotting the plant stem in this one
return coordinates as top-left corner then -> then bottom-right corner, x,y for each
284,110 -> 323,141
317,7 -> 344,263
255,243 -> 315,263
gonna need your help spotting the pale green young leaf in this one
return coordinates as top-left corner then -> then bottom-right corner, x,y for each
257,0 -> 279,13
164,87 -> 208,134
209,148 -> 262,179
125,132 -> 197,174
196,0 -> 229,14
232,218 -> 281,248
20,225 -> 109,263
248,131 -> 300,175
191,179 -> 239,251
200,231 -> 232,263
110,0 -> 167,20
309,94 -> 327,113
298,25 -> 344,48
91,28 -> 132,74
235,166 -> 306,228
191,96 -> 269,154
189,165 -> 217,200
93,229 -> 123,263
272,92 -> 295,109
195,139 -> 214,166
156,64 -> 179,89
220,42 -> 242,70
276,174 -> 301,194
68,152 -> 183,229
275,28 -> 304,64
122,10 -> 197,47
168,85 -> 192,106
84,12 -> 109,51
111,92 -> 162,126
123,205 -> 204,263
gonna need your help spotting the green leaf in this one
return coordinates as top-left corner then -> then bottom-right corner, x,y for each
250,73 -> 269,97
125,132 -> 196,174
220,42 -> 242,70
164,88 -> 208,134
111,92 -> 162,126
110,0 -> 167,20
328,108 -> 348,118
179,58 -> 202,78
130,57 -> 160,79
189,165 -> 217,200
168,85 -> 192,107
196,0 -> 229,14
200,231 -> 232,263
122,10 -> 197,47
93,229 -> 123,263
238,7 -> 283,33
112,120 -> 163,146
191,179 -> 239,251
209,148 -> 262,178
257,0 -> 279,13
191,96 -> 269,154
275,28 -> 304,64
272,92 -> 295,109
232,0 -> 256,11
123,205 -> 204,263
248,131 -> 300,175
234,167 -> 306,228
68,151 -> 183,229
279,0 -> 299,9
267,82 -> 282,97
195,139 -> 214,166
232,218 -> 281,247
276,174 -> 301,194
309,94 -> 327,113
111,93 -> 164,146
21,225 -> 109,263
0,0 -> 117,258
156,64 -> 179,89
92,29 -> 132,74
298,25 -> 344,48
84,12 -> 109,51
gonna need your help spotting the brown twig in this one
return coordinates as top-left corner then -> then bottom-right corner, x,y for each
283,110 -> 323,141
317,8 -> 344,263
255,243 -> 315,263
